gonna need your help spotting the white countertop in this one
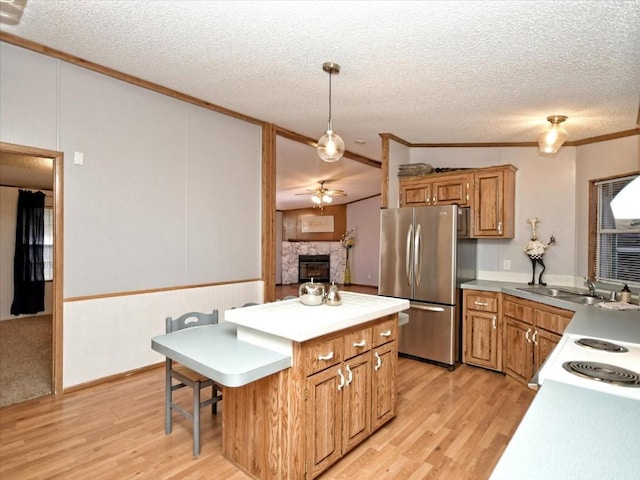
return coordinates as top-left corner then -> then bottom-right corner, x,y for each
152,292 -> 408,387
225,291 -> 410,342
151,323 -> 292,387
490,380 -> 640,480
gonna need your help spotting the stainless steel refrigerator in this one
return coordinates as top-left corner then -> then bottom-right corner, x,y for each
378,205 -> 476,368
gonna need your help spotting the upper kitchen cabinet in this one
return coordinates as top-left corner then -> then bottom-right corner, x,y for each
399,164 -> 516,239
472,165 -> 516,239
399,172 -> 471,207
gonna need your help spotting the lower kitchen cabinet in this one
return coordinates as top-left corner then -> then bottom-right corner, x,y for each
463,289 -> 502,371
502,294 -> 572,386
304,316 -> 398,479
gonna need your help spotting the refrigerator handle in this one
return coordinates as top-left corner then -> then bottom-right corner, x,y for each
411,304 -> 445,312
406,223 -> 413,287
414,223 -> 422,287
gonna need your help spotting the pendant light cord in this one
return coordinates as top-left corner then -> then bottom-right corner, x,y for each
327,69 -> 333,131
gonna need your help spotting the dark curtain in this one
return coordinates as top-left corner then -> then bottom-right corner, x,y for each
11,189 -> 46,315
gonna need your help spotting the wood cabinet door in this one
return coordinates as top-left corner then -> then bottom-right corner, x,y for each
305,366 -> 343,479
463,310 -> 501,371
371,341 -> 397,431
502,316 -> 533,385
431,174 -> 470,206
342,353 -> 372,454
473,169 -> 504,237
400,183 -> 431,207
533,328 -> 562,373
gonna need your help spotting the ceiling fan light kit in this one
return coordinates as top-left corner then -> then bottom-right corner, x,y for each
317,62 -> 345,163
537,115 -> 569,154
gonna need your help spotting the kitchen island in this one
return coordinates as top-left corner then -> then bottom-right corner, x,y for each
153,292 -> 409,479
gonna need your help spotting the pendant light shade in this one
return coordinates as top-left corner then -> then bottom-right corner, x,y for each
317,62 -> 345,162
537,115 -> 568,154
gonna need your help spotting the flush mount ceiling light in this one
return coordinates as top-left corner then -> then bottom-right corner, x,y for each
537,115 -> 569,154
316,62 -> 345,163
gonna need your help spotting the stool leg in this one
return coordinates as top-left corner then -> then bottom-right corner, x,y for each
165,359 -> 172,434
193,381 -> 201,457
212,385 -> 217,415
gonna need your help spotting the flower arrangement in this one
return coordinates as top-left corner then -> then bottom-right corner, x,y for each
341,229 -> 355,249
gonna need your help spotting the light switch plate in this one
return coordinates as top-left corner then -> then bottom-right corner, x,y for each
74,151 -> 84,165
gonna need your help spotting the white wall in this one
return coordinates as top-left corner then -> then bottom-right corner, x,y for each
0,42 -> 264,387
347,195 -> 382,286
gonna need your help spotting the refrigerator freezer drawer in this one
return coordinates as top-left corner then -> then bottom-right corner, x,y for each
398,303 -> 459,366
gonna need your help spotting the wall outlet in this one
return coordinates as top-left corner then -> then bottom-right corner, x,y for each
503,260 -> 511,270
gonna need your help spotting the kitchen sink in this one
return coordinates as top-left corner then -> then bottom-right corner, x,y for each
516,286 -> 585,297
516,286 -> 605,305
559,295 -> 604,305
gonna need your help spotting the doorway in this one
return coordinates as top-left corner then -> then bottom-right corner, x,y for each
0,142 -> 63,405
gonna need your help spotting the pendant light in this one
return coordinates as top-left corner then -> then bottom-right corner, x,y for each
537,115 -> 569,154
317,62 -> 345,162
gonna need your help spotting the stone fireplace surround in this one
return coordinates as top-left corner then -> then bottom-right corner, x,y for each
281,241 -> 347,285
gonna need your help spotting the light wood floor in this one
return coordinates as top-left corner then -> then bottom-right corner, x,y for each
0,355 -> 534,479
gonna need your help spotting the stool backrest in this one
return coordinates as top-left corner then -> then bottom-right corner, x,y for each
166,310 -> 218,334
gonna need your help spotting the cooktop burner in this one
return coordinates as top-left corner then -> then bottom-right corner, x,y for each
575,338 -> 629,353
562,361 -> 640,387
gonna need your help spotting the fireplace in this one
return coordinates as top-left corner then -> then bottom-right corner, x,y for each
298,255 -> 330,283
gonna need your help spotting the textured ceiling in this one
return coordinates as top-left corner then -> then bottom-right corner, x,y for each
2,0 -> 639,209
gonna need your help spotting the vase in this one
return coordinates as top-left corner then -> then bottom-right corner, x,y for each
344,248 -> 351,286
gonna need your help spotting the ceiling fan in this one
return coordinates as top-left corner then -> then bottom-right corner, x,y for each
296,180 -> 347,211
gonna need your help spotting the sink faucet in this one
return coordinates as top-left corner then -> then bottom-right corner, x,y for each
584,277 -> 597,296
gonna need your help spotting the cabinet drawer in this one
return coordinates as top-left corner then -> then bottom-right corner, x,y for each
372,316 -> 397,348
466,292 -> 498,313
303,337 -> 343,376
534,309 -> 572,335
503,299 -> 533,323
344,327 -> 372,359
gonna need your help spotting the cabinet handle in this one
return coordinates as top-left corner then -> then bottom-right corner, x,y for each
525,328 -> 532,343
374,352 -> 382,371
432,195 -> 437,204
498,221 -> 503,234
353,340 -> 367,348
380,330 -> 392,337
474,301 -> 489,307
337,369 -> 345,390
318,352 -> 334,361
346,365 -> 353,385
532,330 -> 538,345
492,316 -> 497,329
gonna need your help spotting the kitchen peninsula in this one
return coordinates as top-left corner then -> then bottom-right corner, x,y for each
152,292 -> 409,479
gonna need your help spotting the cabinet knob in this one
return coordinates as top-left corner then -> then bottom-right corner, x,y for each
492,316 -> 497,329
353,340 -> 367,348
498,221 -> 503,234
380,330 -> 392,337
474,301 -> 489,307
318,352 -> 334,361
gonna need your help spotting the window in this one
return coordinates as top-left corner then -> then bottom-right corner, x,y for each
590,173 -> 640,287
43,206 -> 53,281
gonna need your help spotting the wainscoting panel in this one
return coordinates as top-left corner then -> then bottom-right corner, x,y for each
62,281 -> 263,389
